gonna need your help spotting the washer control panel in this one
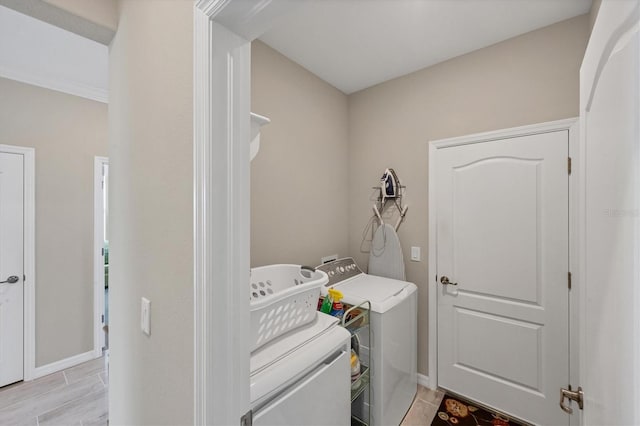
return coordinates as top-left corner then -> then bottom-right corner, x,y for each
316,257 -> 362,287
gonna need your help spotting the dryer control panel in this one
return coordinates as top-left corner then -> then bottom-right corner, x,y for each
316,257 -> 363,287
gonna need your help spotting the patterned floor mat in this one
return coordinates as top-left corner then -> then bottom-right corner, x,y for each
431,393 -> 528,426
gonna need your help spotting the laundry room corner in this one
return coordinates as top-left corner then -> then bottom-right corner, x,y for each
250,40 -> 350,269
347,14 -> 590,379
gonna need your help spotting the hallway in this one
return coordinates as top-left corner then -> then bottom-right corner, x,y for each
0,357 -> 108,425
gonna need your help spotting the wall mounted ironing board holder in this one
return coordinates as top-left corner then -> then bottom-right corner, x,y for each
371,168 -> 408,231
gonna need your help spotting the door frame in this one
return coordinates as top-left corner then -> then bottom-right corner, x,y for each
193,1 -> 302,423
93,156 -> 108,357
0,144 -> 36,381
427,119 -> 580,412
193,5 -> 250,424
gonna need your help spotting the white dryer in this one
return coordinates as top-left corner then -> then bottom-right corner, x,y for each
250,311 -> 351,426
317,258 -> 417,426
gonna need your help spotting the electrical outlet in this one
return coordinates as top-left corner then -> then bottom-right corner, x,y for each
410,246 -> 421,262
321,254 -> 338,264
141,297 -> 151,336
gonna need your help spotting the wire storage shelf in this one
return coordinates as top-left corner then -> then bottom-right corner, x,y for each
342,301 -> 372,426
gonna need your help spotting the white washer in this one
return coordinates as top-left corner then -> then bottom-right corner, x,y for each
250,311 -> 351,426
317,258 -> 417,426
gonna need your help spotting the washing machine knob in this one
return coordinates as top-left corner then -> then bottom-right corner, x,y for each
338,266 -> 345,274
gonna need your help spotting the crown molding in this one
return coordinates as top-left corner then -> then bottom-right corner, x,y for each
0,65 -> 107,103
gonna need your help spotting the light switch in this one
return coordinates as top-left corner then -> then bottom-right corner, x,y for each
410,246 -> 421,262
141,297 -> 151,336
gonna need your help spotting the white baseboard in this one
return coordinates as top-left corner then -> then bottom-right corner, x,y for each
32,350 -> 97,380
418,373 -> 432,389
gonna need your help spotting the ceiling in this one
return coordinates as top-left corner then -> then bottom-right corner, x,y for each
0,1 -> 592,101
260,0 -> 592,94
0,5 -> 108,102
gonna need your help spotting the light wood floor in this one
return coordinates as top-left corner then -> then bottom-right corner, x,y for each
0,357 -> 438,426
0,357 -> 108,426
401,385 -> 445,426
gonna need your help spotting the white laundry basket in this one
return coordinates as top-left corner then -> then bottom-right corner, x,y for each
250,265 -> 327,352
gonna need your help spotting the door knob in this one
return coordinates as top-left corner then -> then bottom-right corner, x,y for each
440,276 -> 457,286
0,276 -> 19,284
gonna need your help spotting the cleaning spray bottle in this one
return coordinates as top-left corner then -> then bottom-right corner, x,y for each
328,288 -> 344,319
320,291 -> 333,314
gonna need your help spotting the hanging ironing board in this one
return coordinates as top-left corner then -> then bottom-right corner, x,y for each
368,223 -> 406,281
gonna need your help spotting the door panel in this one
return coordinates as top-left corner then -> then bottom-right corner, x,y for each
453,157 -> 542,304
437,131 -> 569,425
455,308 -> 542,391
0,152 -> 24,387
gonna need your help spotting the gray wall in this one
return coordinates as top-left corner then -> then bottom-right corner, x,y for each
108,0 -> 193,424
251,41 -> 350,268
0,77 -> 107,367
347,15 -> 589,376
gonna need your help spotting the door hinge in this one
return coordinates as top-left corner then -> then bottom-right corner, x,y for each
240,409 -> 252,426
559,385 -> 583,414
101,247 -> 104,256
568,272 -> 572,289
568,157 -> 572,175
23,275 -> 26,282
101,314 -> 105,323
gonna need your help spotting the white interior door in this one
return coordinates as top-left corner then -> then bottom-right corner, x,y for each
579,1 -> 640,424
0,151 -> 24,387
436,130 -> 569,425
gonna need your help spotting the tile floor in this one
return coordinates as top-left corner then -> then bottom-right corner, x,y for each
0,357 -> 108,426
1,358 -> 439,426
401,385 -> 445,426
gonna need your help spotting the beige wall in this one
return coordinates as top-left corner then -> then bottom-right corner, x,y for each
348,15 -> 590,375
251,41 -> 350,268
108,0 -> 193,424
0,77 -> 107,366
590,0 -> 603,32
44,0 -> 118,31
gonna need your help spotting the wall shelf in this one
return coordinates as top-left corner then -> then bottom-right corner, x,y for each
250,112 -> 270,161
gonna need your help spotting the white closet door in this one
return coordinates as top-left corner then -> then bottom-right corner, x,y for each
436,130 -> 569,425
0,152 -> 24,387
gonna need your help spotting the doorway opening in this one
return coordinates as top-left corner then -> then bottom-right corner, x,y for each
94,156 -> 109,355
